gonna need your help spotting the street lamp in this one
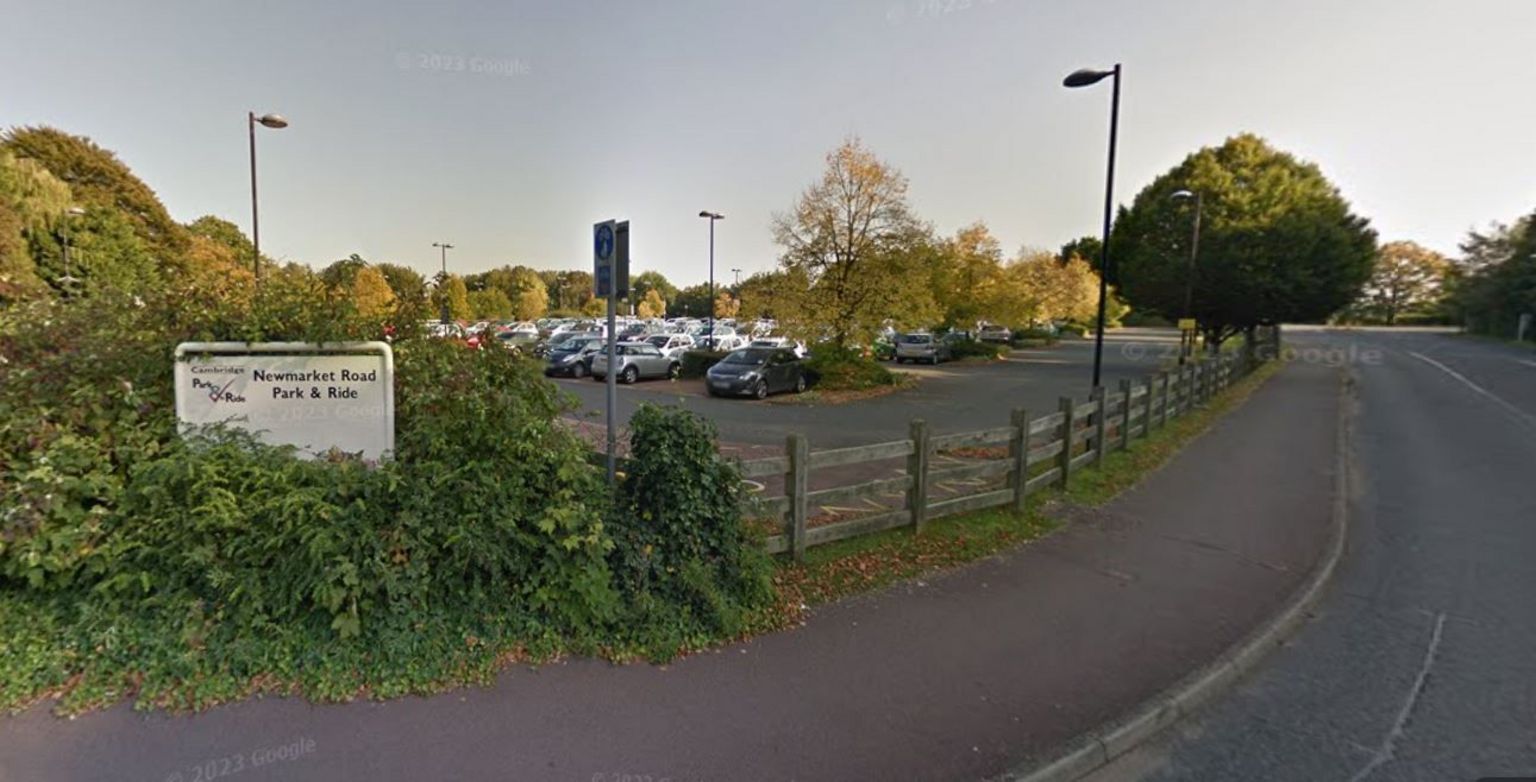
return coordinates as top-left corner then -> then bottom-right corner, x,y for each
433,242 -> 455,324
1063,64 -> 1121,390
248,112 -> 288,282
698,211 -> 724,343
57,206 -> 87,293
1170,189 -> 1203,365
731,267 -> 742,287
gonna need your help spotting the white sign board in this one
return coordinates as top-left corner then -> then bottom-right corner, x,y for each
174,342 -> 395,461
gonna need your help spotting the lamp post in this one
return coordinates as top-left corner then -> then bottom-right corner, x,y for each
57,206 -> 87,294
698,210 -> 724,343
248,112 -> 288,282
1170,189 -> 1203,364
731,268 -> 742,288
433,241 -> 455,324
1063,64 -> 1121,390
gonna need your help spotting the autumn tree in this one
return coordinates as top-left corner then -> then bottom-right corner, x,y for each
375,263 -> 427,307
632,270 -> 678,306
933,222 -> 1008,327
636,288 -> 667,318
1355,241 -> 1452,324
431,274 -> 471,321
670,283 -> 714,318
2,127 -> 187,259
714,291 -> 741,319
349,265 -> 397,318
1112,133 -> 1376,347
468,288 -> 514,320
771,138 -> 935,346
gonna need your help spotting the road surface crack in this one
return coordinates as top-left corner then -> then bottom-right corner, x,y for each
1347,611 -> 1446,782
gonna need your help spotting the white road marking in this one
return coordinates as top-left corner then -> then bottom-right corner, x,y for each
1520,359 -> 1536,369
1348,612 -> 1446,782
1408,352 -> 1536,431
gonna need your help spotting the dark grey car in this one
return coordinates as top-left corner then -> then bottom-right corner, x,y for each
543,335 -> 604,377
705,347 -> 806,399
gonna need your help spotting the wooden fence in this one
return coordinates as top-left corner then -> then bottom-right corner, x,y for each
738,338 -> 1275,561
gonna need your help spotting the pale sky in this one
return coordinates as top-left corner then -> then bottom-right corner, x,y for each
3,0 -> 1533,286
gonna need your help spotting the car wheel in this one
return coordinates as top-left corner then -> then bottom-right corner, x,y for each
895,357 -> 905,364
622,366 -> 639,384
572,362 -> 588,378
667,362 -> 681,380
754,381 -> 769,400
794,375 -> 807,394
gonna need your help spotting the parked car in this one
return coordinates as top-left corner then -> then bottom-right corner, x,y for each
894,332 -> 953,364
978,324 -> 1012,344
697,325 -> 745,351
494,328 -> 540,354
645,333 -> 696,360
748,337 -> 807,358
706,347 -> 806,399
590,341 -> 680,383
543,335 -> 605,377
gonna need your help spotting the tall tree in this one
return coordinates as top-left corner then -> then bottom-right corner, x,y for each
0,150 -> 72,299
2,127 -> 187,258
631,270 -> 678,306
1059,236 -> 1104,276
636,288 -> 667,318
467,288 -> 514,320
1112,133 -> 1377,347
319,254 -> 369,290
1451,210 -> 1536,336
349,265 -> 397,318
770,137 -> 931,346
431,274 -> 471,321
670,283 -> 714,318
375,263 -> 427,307
1356,241 -> 1452,324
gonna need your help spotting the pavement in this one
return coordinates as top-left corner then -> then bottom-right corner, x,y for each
1085,328 -> 1536,782
0,338 -> 1341,782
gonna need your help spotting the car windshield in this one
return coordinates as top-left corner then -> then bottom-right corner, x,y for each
899,334 -> 932,344
555,338 -> 596,352
721,348 -> 773,366
645,336 -> 669,347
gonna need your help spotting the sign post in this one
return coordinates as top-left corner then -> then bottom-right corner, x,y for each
594,220 -> 624,486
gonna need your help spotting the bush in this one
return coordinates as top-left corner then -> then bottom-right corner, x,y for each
947,339 -> 1006,360
608,405 -> 772,657
0,278 -> 771,711
679,349 -> 729,379
1011,327 -> 1059,346
803,344 -> 897,390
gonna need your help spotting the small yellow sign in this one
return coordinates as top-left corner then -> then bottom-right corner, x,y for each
1177,318 -> 1197,331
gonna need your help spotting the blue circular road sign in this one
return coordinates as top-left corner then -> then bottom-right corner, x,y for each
595,224 -> 615,261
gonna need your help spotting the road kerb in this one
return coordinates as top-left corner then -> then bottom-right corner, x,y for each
997,367 -> 1356,782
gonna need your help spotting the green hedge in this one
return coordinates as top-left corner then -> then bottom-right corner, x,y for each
0,282 -> 770,712
679,349 -> 730,379
804,344 -> 897,390
948,339 -> 1007,360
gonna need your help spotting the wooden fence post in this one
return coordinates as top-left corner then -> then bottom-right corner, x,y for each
1158,372 -> 1170,428
1092,387 -> 1107,468
907,419 -> 930,533
1118,378 -> 1134,451
1058,396 -> 1075,488
787,433 -> 809,563
1142,376 -> 1155,438
1009,408 -> 1030,512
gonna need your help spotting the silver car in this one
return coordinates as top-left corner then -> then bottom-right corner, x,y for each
590,342 -> 680,383
894,333 -> 952,364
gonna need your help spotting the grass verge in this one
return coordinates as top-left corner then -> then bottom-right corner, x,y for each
757,357 -> 1284,615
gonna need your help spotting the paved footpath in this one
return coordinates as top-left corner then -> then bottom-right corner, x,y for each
0,360 -> 1340,782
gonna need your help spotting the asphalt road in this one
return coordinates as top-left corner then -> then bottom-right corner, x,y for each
1088,328 -> 1536,782
554,331 -> 1182,448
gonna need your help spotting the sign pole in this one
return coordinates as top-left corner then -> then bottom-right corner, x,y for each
605,294 -> 617,484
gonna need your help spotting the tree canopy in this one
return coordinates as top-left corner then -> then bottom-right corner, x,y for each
1111,133 -> 1376,343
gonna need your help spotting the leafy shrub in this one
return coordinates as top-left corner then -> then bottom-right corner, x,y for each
803,343 -> 897,390
608,405 -> 772,656
1010,326 -> 1059,345
679,349 -> 729,379
948,339 -> 1007,360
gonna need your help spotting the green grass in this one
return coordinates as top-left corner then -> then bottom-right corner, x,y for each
763,356 -> 1284,612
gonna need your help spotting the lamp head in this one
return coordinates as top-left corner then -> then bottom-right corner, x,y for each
1063,68 -> 1114,88
254,113 -> 288,129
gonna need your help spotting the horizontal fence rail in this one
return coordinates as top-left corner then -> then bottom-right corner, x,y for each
726,328 -> 1279,561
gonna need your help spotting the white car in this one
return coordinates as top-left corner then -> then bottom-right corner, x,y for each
697,326 -> 745,351
748,337 -> 807,358
645,333 -> 696,360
